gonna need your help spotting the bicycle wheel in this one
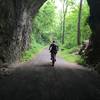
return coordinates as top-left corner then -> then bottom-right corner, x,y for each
51,53 -> 56,66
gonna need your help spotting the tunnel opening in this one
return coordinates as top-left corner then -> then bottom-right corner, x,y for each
21,0 -> 91,66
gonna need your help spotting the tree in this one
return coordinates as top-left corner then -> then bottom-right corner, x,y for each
61,0 -> 75,44
32,0 -> 56,43
62,0 -> 67,44
77,0 -> 83,45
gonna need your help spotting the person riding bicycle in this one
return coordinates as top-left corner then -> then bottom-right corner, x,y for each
49,41 -> 59,61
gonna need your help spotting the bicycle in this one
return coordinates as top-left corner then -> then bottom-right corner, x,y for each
51,53 -> 56,66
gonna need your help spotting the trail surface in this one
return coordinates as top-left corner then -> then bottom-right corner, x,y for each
0,49 -> 100,100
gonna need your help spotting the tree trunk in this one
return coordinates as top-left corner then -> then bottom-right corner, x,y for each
62,0 -> 68,44
77,0 -> 83,45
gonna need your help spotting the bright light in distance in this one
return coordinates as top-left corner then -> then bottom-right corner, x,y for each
75,0 -> 80,5
55,0 -> 63,11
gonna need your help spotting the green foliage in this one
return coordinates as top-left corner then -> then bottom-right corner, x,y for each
62,0 -> 91,49
21,33 -> 43,62
21,0 -> 91,64
59,1 -> 91,64
80,3 -> 91,42
59,46 -> 85,64
32,0 -> 57,43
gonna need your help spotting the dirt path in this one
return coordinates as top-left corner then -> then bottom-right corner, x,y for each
0,49 -> 100,100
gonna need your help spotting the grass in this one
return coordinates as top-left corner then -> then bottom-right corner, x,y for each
20,41 -> 85,65
59,46 -> 85,65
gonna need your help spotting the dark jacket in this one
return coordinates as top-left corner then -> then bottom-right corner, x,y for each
49,43 -> 58,54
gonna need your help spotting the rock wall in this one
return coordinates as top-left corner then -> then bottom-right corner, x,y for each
0,0 -> 46,65
86,0 -> 100,65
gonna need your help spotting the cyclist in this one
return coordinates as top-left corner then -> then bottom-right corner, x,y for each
49,41 -> 58,65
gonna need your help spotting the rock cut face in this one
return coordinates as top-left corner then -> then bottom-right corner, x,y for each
85,0 -> 100,65
0,0 -> 46,65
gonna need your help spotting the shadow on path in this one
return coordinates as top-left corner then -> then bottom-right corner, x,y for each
0,49 -> 100,100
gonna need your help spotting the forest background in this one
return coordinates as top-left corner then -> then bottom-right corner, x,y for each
21,0 -> 91,64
